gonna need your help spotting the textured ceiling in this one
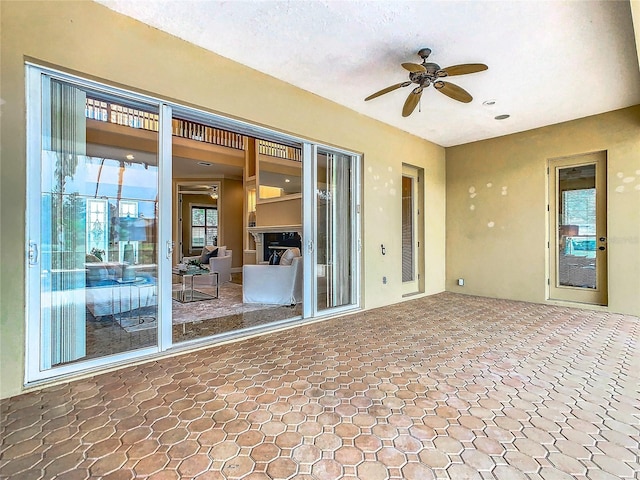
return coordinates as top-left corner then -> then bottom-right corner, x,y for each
98,0 -> 640,147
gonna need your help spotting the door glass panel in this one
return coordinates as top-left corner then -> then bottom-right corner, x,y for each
316,151 -> 353,312
402,175 -> 414,282
557,164 -> 596,289
40,78 -> 159,369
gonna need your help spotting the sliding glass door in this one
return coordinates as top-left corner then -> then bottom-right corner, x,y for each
26,65 -> 361,384
26,67 -> 167,381
307,147 -> 360,316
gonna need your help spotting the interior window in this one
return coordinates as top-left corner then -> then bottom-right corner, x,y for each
191,206 -> 218,248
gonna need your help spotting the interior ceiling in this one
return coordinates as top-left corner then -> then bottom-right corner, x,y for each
98,0 -> 640,147
87,143 -> 243,179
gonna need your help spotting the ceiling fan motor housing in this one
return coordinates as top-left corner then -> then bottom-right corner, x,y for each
410,62 -> 445,87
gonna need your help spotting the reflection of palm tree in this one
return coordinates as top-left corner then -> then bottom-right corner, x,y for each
94,157 -> 105,198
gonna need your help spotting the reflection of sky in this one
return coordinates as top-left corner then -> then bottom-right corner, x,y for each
42,153 -> 158,202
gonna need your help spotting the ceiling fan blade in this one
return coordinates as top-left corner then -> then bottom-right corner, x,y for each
364,81 -> 411,101
402,87 -> 423,117
401,62 -> 426,73
441,63 -> 488,76
435,81 -> 473,103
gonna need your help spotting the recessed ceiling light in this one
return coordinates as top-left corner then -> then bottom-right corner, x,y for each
285,178 -> 291,183
197,161 -> 213,166
125,154 -> 135,160
483,100 -> 496,106
495,114 -> 510,120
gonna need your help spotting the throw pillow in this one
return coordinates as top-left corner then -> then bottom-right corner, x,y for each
279,247 -> 300,266
217,246 -> 227,257
200,246 -> 218,264
268,251 -> 281,265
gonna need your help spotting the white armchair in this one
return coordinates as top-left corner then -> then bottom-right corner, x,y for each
182,246 -> 232,285
243,256 -> 302,305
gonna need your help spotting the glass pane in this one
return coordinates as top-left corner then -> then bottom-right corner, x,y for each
205,208 -> 217,226
557,164 -> 597,288
192,227 -> 205,248
205,227 -> 217,246
40,78 -> 158,369
402,176 -> 414,282
317,151 -> 353,312
192,207 -> 205,226
258,141 -> 302,200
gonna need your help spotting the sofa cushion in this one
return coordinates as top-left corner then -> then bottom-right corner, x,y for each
279,247 -> 300,266
200,246 -> 218,264
268,251 -> 282,265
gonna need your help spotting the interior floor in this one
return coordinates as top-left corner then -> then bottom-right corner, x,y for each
83,272 -> 303,359
2,293 -> 638,479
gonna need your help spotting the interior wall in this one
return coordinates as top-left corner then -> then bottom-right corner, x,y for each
446,106 -> 640,316
256,198 -> 302,227
221,179 -> 244,269
0,1 -> 446,399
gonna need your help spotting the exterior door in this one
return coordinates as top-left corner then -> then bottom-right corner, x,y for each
26,67 -> 165,382
548,152 -> 607,305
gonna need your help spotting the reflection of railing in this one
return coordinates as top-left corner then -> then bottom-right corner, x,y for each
258,140 -> 302,162
85,98 -> 160,131
84,98 -> 245,150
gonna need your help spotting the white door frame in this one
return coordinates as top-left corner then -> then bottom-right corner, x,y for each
24,65 -> 169,384
303,146 -> 361,318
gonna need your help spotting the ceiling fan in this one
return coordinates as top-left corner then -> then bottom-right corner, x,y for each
365,48 -> 488,117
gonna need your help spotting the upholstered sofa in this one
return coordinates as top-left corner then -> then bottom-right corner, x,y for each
181,246 -> 232,285
242,248 -> 302,305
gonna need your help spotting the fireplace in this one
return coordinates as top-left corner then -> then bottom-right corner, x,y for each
248,225 -> 303,263
263,232 -> 302,261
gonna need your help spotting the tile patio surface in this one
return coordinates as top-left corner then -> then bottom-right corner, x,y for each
1,292 -> 639,479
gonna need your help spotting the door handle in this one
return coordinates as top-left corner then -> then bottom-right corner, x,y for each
28,241 -> 39,266
166,240 -> 174,259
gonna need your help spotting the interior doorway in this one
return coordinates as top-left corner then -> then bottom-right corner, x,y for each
548,151 -> 608,305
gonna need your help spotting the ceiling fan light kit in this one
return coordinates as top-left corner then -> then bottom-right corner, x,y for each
365,48 -> 488,117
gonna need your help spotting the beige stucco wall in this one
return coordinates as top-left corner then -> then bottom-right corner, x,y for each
446,106 -> 640,316
0,1 -> 446,399
631,1 -> 640,70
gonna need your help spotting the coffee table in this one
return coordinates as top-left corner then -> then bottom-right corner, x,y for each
172,268 -> 219,302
